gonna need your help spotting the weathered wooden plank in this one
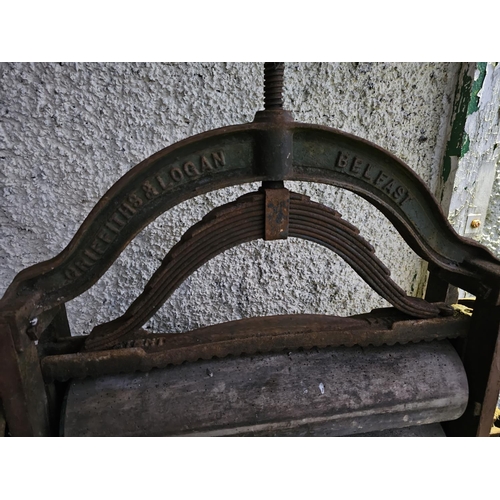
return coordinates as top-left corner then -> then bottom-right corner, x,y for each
63,340 -> 468,437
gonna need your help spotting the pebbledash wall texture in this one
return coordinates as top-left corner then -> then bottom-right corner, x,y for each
0,62 -> 460,336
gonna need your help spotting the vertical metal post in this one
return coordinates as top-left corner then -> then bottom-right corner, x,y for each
443,299 -> 500,436
0,313 -> 51,436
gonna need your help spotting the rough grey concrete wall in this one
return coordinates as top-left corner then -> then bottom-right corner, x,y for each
0,62 -> 459,335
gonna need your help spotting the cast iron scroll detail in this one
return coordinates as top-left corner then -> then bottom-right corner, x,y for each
3,120 -> 500,337
84,189 -> 446,351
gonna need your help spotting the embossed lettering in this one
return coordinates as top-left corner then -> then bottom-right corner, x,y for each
211,151 -> 226,168
183,161 -> 200,177
65,266 -> 81,280
142,180 -> 159,200
383,178 -> 396,194
394,186 -> 406,200
97,228 -> 114,244
350,157 -> 363,175
110,213 -> 126,227
75,259 -> 92,272
118,202 -> 136,219
156,174 -> 169,190
200,156 -> 213,172
374,171 -> 388,187
83,254 -> 95,266
362,164 -> 374,180
398,193 -> 413,207
128,192 -> 143,208
331,150 -> 416,213
84,248 -> 100,262
170,167 -> 184,182
106,221 -> 121,234
90,238 -> 107,255
62,148 -> 233,285
336,152 -> 349,171
73,262 -> 86,273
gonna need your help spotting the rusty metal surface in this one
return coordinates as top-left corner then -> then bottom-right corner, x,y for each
3,119 -> 500,331
264,63 -> 285,110
264,187 -> 289,240
42,308 -> 470,382
0,313 -> 51,436
443,300 -> 500,436
1,62 -> 500,436
0,403 -> 5,437
84,190 -> 449,351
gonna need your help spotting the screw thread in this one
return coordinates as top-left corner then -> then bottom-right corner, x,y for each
264,62 -> 285,110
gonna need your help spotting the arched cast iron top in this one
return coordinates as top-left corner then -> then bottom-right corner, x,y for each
3,117 -> 500,322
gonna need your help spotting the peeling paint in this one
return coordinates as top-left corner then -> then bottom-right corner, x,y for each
461,62 -> 487,157
479,63 -> 500,257
447,63 -> 500,239
441,64 -> 475,185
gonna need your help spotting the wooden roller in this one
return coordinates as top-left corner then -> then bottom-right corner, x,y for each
62,339 -> 468,437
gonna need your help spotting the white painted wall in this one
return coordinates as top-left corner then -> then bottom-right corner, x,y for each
445,63 -> 500,242
474,64 -> 500,255
0,62 -> 459,335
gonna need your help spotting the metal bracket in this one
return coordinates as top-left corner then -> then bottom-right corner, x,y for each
264,187 -> 290,240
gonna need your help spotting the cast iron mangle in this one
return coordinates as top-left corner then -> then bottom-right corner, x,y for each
1,63 -> 500,437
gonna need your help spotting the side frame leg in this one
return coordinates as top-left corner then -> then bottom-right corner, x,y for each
443,300 -> 500,436
0,314 -> 51,436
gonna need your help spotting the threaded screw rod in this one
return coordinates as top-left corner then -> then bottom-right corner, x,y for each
264,62 -> 285,110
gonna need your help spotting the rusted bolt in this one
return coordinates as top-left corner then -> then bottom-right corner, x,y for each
470,219 -> 481,229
